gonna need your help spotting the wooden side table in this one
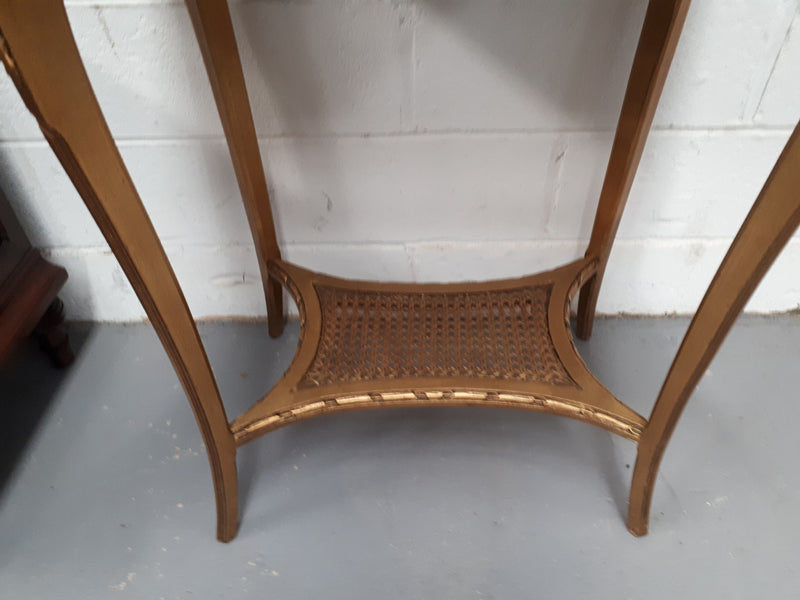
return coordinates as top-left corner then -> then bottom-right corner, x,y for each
0,184 -> 73,367
2,0 -> 798,544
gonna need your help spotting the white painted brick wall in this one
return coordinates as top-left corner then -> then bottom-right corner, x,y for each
0,0 -> 798,321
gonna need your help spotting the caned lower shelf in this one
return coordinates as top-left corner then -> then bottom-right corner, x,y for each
230,257 -> 646,445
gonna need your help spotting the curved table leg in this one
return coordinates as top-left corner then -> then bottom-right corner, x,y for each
577,0 -> 690,339
185,0 -> 285,338
628,122 -> 800,535
0,1 -> 239,542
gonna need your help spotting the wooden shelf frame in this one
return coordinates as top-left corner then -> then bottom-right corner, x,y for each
231,257 -> 646,446
6,0 -> 799,544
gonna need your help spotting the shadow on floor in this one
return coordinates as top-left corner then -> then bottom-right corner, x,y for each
0,323 -> 94,496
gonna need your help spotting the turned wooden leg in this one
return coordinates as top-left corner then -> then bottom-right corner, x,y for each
628,122 -> 800,536
34,297 -> 74,367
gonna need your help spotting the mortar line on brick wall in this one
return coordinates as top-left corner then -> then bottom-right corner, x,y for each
2,126 -> 796,148
650,125 -> 796,134
402,237 -> 800,248
751,10 -> 796,121
543,136 -> 568,235
223,125 -> 800,139
404,243 -> 420,282
40,237 -> 800,257
408,1 -> 418,133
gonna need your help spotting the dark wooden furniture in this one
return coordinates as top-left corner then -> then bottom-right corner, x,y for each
0,184 -> 72,367
3,0 -> 799,543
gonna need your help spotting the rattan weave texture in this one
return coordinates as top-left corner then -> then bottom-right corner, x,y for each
300,283 -> 577,388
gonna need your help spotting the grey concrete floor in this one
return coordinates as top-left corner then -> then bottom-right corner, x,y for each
1,316 -> 799,598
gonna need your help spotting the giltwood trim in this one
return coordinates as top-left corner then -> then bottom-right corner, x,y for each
577,0 -> 690,339
627,122 -> 800,536
234,389 -> 646,446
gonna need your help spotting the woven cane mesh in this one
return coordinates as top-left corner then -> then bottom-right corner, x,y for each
299,283 -> 576,388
